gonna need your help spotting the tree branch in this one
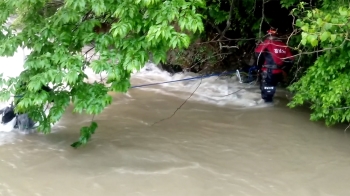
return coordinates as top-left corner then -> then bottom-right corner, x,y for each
258,0 -> 266,40
186,52 -> 232,71
72,10 -> 92,32
197,37 -> 257,44
219,0 -> 235,40
219,42 -> 239,49
207,20 -> 222,35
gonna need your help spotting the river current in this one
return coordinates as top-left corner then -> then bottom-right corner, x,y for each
0,48 -> 349,196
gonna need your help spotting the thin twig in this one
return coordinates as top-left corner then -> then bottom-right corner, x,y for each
187,52 -> 232,71
289,54 -> 303,85
72,10 -> 92,32
207,21 -> 222,35
250,0 -> 257,13
219,0 -> 235,40
219,43 -> 239,49
344,123 -> 350,132
83,46 -> 95,57
258,0 -> 265,40
333,106 -> 350,110
197,38 -> 257,45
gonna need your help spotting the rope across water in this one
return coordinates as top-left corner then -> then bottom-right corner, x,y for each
13,70 -> 239,98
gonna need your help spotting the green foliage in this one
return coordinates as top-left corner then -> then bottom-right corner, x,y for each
207,1 -> 229,25
165,43 -> 220,72
288,1 -> 350,125
0,0 -> 205,147
280,0 -> 300,8
71,121 -> 98,148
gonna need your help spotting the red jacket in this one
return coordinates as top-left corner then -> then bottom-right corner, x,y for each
255,37 -> 294,74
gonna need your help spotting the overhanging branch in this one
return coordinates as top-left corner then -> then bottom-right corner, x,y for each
219,0 -> 235,40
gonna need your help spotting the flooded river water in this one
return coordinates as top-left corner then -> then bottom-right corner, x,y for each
0,51 -> 350,196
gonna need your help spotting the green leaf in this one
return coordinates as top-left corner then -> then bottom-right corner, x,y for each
339,7 -> 348,16
301,32 -> 308,39
316,18 -> 323,26
301,24 -> 309,32
320,31 -> 331,42
307,34 -> 318,46
295,19 -> 303,27
66,70 -> 80,85
330,34 -> 337,42
323,23 -> 332,30
310,39 -> 318,47
110,79 -> 130,93
307,11 -> 312,18
324,14 -> 332,22
330,17 -> 339,24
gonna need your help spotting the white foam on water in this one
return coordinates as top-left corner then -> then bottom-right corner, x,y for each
0,116 -> 16,133
80,47 -> 275,109
0,47 -> 27,78
130,63 -> 274,108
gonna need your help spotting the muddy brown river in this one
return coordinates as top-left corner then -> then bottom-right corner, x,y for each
0,52 -> 350,196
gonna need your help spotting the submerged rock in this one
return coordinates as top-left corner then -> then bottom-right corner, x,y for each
158,63 -> 184,75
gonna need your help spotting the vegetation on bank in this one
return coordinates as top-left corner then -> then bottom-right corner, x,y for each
287,1 -> 350,126
0,0 -> 348,147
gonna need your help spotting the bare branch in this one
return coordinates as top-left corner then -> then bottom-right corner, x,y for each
288,59 -> 303,85
195,38 -> 256,45
219,42 -> 239,49
83,46 -> 95,57
258,0 -> 265,40
333,106 -> 350,110
186,52 -> 232,71
288,38 -> 347,59
72,10 -> 93,33
207,20 -> 222,35
219,0 -> 235,40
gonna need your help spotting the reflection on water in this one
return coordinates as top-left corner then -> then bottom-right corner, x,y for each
0,52 -> 350,196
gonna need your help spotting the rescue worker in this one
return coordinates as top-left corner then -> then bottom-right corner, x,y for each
254,27 -> 294,102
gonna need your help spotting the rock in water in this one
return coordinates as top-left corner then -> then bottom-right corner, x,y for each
1,106 -> 16,124
17,113 -> 35,131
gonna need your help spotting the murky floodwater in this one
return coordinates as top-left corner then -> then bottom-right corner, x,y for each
1,50 -> 350,196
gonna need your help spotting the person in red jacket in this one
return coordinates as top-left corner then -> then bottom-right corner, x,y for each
254,28 -> 294,102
